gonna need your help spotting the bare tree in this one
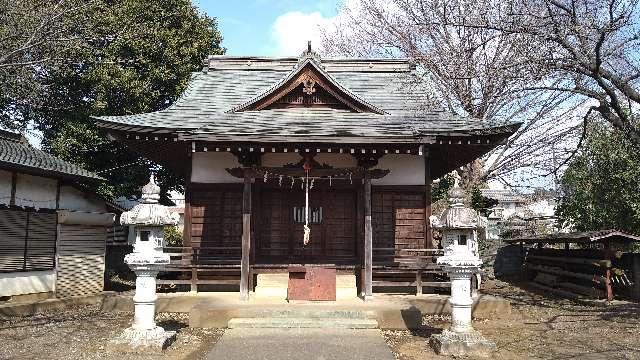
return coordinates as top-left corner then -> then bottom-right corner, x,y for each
490,0 -> 640,148
322,0 -> 594,188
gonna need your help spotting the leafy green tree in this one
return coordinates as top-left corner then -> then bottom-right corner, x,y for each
469,186 -> 498,217
0,0 -> 94,130
558,121 -> 640,234
3,0 -> 224,202
432,174 -> 454,203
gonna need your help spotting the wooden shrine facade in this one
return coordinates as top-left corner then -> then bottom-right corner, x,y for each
95,46 -> 521,299
180,149 -> 433,299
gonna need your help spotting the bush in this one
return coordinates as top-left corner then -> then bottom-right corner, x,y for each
163,225 -> 183,247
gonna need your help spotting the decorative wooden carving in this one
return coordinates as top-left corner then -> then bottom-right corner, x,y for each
283,153 -> 334,170
302,77 -> 316,95
231,151 -> 262,167
230,62 -> 385,114
355,153 -> 384,169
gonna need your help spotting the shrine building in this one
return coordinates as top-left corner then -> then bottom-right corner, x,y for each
95,46 -> 520,300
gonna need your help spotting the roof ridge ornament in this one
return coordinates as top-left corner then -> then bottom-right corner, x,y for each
297,41 -> 322,68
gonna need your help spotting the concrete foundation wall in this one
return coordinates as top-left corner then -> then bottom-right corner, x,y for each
0,270 -> 56,297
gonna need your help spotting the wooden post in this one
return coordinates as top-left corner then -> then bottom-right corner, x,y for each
632,254 -> 640,301
424,153 -> 433,249
183,156 -> 192,247
363,172 -> 373,299
605,268 -> 614,301
23,211 -> 30,271
183,155 -> 193,269
191,268 -> 198,293
604,240 -> 613,301
240,174 -> 252,301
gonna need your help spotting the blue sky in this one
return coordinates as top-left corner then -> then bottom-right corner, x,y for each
194,0 -> 343,56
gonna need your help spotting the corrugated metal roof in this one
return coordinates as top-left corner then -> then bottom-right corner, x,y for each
0,130 -> 102,181
95,56 -> 520,140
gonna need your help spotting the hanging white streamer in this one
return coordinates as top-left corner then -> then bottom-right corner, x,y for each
303,174 -> 310,246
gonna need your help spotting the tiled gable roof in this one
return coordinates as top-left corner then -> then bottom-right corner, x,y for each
95,55 -> 520,141
0,130 -> 102,181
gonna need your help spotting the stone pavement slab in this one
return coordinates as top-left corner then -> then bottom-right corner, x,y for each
205,328 -> 396,360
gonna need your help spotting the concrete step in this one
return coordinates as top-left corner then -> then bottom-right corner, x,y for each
252,309 -> 374,319
227,317 -> 379,329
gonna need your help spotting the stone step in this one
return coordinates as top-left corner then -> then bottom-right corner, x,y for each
251,309 -> 374,319
227,317 -> 379,329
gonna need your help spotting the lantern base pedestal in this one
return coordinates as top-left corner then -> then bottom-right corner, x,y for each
430,329 -> 495,358
113,326 -> 176,351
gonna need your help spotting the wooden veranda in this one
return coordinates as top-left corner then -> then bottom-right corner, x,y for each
157,246 -> 450,295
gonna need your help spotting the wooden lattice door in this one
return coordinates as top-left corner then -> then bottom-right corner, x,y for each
258,188 -> 357,264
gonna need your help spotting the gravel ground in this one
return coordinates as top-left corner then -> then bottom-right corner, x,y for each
0,305 -> 223,360
1,280 -> 639,360
382,279 -> 640,359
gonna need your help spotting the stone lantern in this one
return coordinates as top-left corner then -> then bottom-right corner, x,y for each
430,181 -> 495,357
115,176 -> 179,349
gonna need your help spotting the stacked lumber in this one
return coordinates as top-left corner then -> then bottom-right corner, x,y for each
525,248 -> 612,300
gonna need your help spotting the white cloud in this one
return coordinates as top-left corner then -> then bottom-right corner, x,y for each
269,11 -> 335,56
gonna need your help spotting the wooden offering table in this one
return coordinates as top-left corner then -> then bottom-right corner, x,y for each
287,265 -> 336,301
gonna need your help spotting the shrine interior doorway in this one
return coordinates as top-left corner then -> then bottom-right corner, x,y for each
256,186 -> 358,266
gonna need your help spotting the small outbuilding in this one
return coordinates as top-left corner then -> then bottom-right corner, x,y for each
501,230 -> 640,301
0,130 -> 117,300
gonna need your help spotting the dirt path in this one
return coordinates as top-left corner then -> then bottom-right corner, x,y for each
382,279 -> 640,359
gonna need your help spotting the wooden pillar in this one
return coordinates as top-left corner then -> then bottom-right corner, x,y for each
182,156 -> 194,272
604,240 -> 613,301
240,174 -> 252,301
363,172 -> 373,299
183,155 -> 192,248
424,153 -> 433,249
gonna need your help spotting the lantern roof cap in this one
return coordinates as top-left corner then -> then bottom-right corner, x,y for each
437,172 -> 482,229
120,175 -> 178,226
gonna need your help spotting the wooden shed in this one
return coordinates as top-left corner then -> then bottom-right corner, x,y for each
504,230 -> 640,301
0,130 -> 117,300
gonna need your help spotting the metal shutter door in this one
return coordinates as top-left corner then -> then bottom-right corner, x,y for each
55,225 -> 106,298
